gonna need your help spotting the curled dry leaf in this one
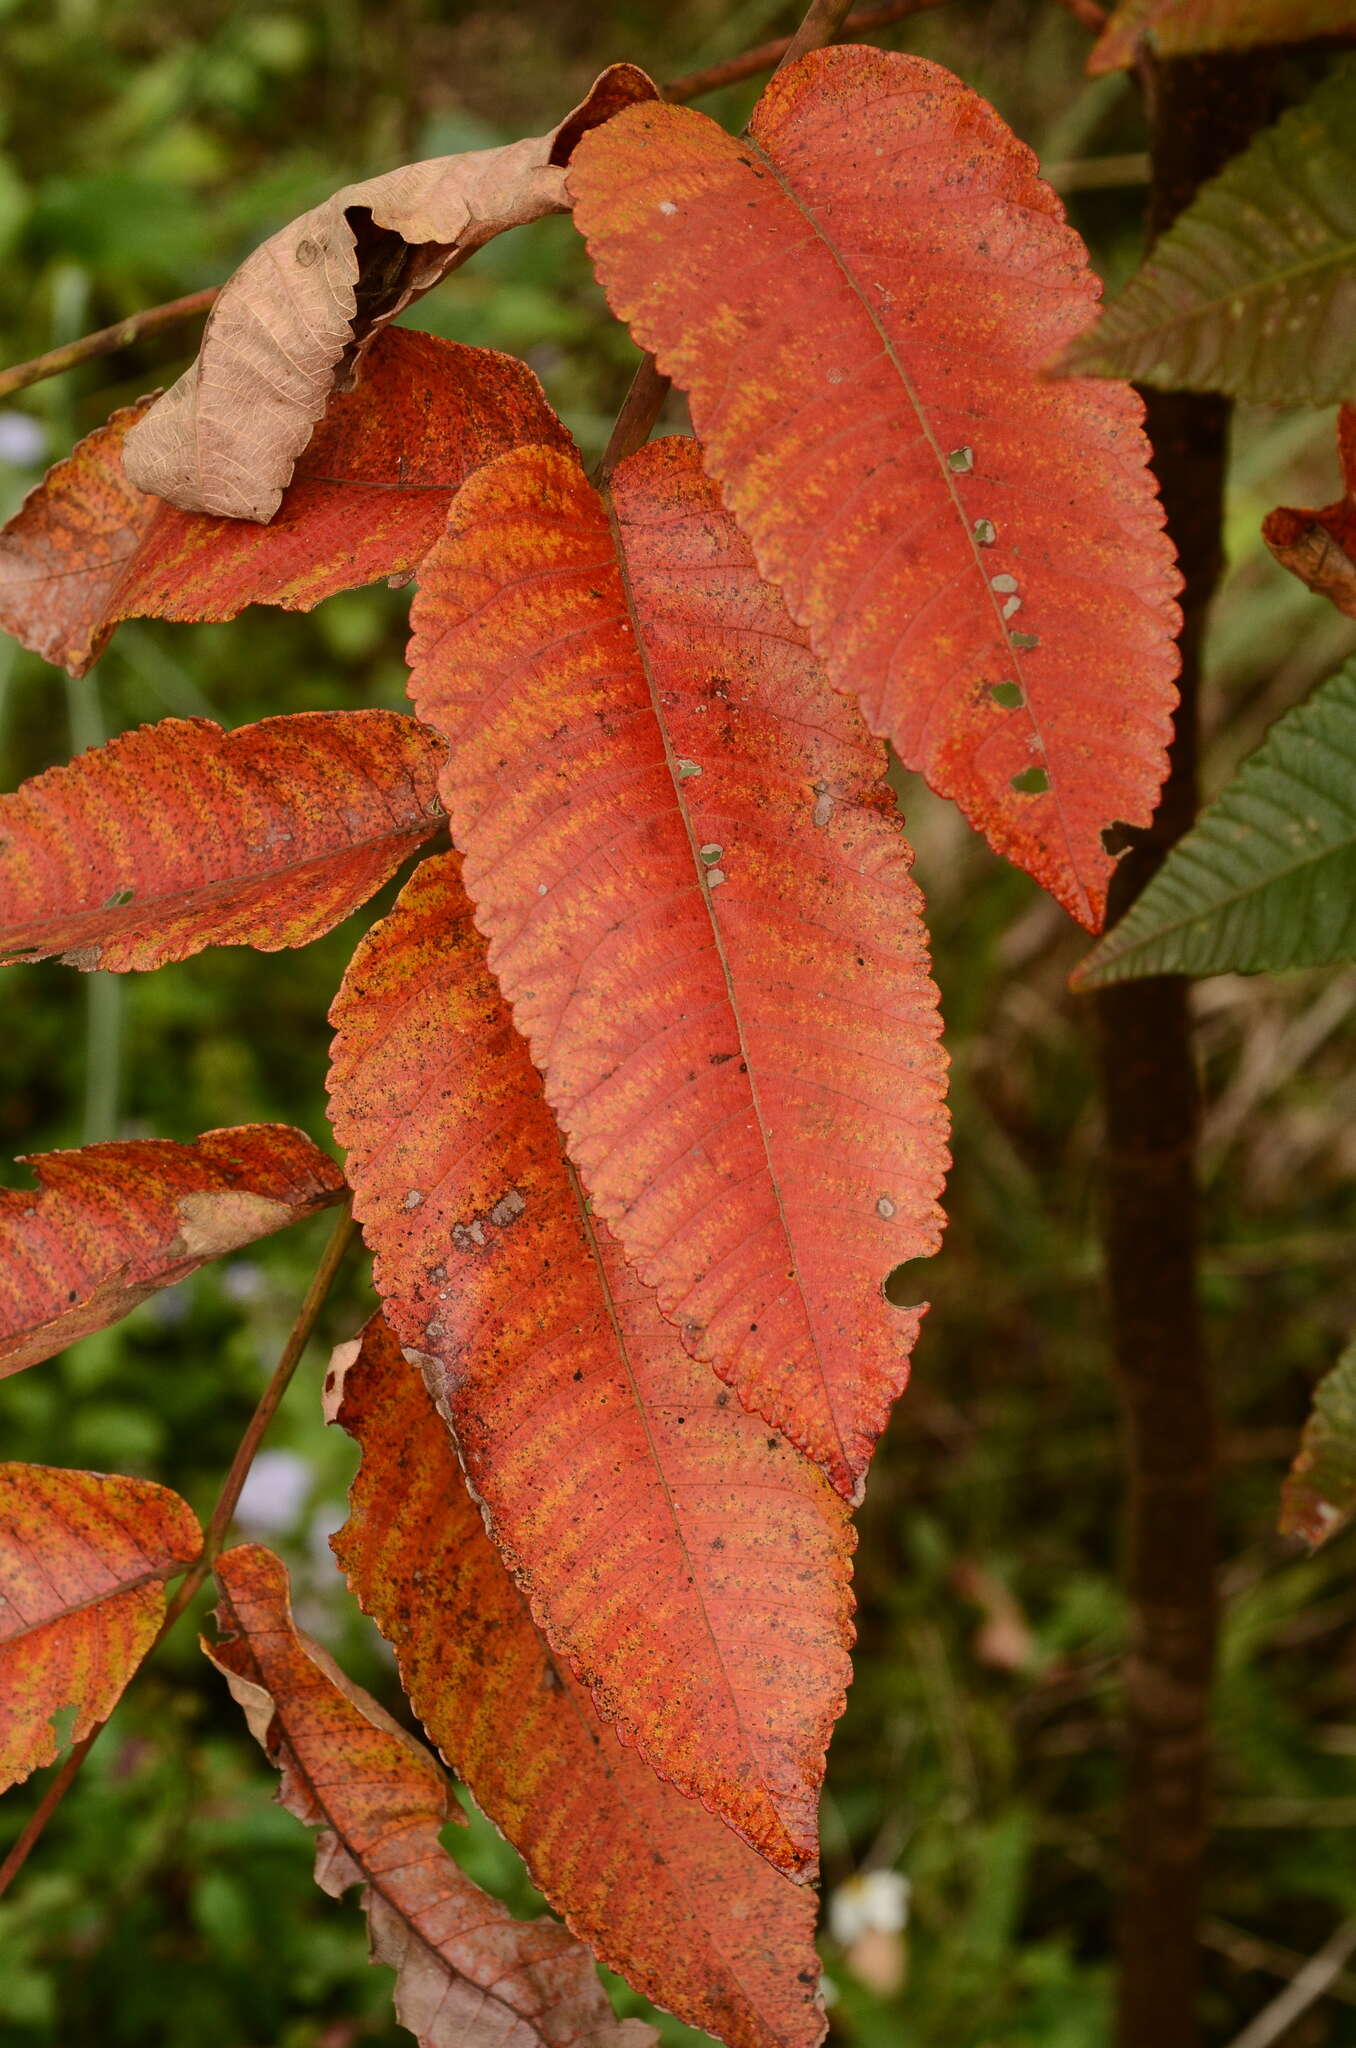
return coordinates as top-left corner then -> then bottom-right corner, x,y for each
328,852 -> 853,1880
406,436 -> 949,1498
0,710 -> 446,971
0,1463 -> 199,1790
122,66 -> 655,521
1263,405 -> 1356,621
0,1124 -> 344,1377
568,45 -> 1182,929
0,328 -> 571,679
207,1544 -> 653,2048
328,1313 -> 827,2048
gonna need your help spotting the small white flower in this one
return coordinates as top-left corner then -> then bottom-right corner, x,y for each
828,1868 -> 911,1945
0,410 -> 45,465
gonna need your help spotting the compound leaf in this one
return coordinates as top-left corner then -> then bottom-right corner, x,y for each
0,1125 -> 344,1377
1074,655 -> 1356,985
207,1543 -> 653,2048
0,710 -> 446,971
568,45 -> 1182,929
328,851 -> 854,1881
328,1312 -> 827,2048
0,328 -> 571,678
1062,62 -> 1356,405
406,437 -> 950,1497
0,1463 -> 199,1790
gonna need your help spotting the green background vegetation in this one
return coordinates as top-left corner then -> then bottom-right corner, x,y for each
1,2 -> 1354,2042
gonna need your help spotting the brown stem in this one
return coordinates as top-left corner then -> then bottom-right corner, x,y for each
1094,54 -> 1278,2048
0,289 -> 218,403
665,0 -> 943,101
0,1204 -> 358,1899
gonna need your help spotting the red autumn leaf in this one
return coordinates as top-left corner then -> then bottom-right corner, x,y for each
567,45 -> 1183,930
0,1463 -> 199,1790
0,710 -> 446,971
405,437 -> 949,1496
1262,404 -> 1356,620
328,1312 -> 827,2048
207,1544 -> 653,2048
0,327 -> 571,678
0,1124 -> 344,1377
1088,0 -> 1356,71
327,850 -> 853,1881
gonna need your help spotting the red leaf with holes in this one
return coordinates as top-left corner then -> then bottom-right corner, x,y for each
328,851 -> 853,1879
0,1464 -> 199,1790
328,1312 -> 826,2048
567,45 -> 1182,928
405,437 -> 949,1495
0,1125 -> 343,1376
0,328 -> 570,677
207,1544 -> 653,2048
0,710 -> 446,971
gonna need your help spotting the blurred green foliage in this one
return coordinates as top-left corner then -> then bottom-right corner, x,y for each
1,3 -> 1355,2045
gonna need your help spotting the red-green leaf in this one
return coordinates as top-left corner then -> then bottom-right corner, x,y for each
328,1312 -> 827,2048
0,1125 -> 344,1376
328,851 -> 854,1880
0,710 -> 446,971
207,1544 -> 653,2048
406,437 -> 949,1496
567,46 -> 1182,929
0,1463 -> 199,1790
0,327 -> 571,678
1088,0 -> 1356,72
1263,405 -> 1356,620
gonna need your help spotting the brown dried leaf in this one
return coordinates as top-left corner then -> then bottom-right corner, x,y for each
207,1544 -> 653,2048
123,66 -> 655,521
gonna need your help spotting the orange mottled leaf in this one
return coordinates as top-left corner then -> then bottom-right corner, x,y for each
207,1544 -> 653,2048
405,438 -> 949,1496
328,851 -> 853,1880
0,328 -> 571,677
0,1124 -> 344,1377
125,67 -> 654,521
0,1463 -> 199,1790
1262,405 -> 1356,621
1088,0 -> 1356,71
0,710 -> 446,971
328,1313 -> 827,2048
567,46 -> 1182,929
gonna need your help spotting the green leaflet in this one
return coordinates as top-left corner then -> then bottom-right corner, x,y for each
1074,656 -> 1356,986
1061,59 -> 1356,405
1281,1340 -> 1356,1549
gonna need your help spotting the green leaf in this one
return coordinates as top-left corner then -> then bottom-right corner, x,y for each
1061,60 -> 1356,405
1074,656 -> 1356,986
1281,1339 -> 1356,1548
